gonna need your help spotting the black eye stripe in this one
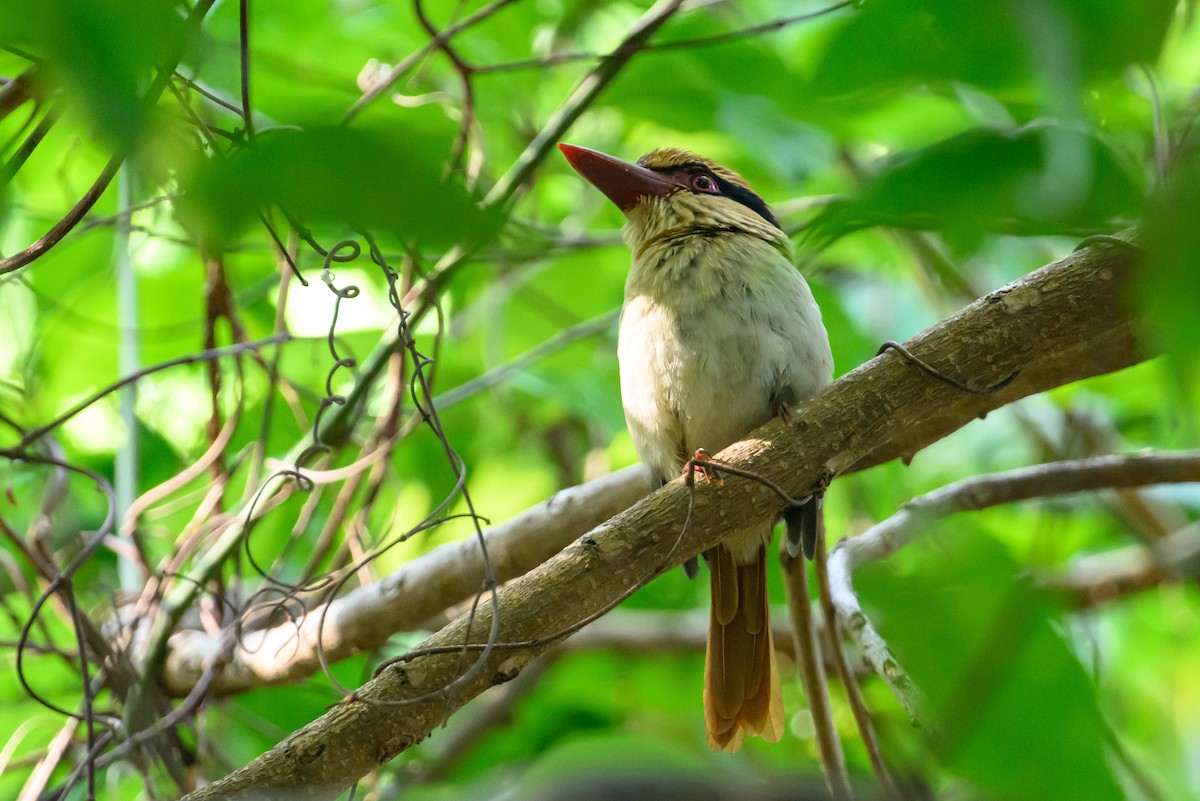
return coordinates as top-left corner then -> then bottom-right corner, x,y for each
645,161 -> 782,231
710,176 -> 782,231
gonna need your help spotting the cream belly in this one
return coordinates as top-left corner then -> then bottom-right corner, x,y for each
617,255 -> 831,486
619,296 -> 767,479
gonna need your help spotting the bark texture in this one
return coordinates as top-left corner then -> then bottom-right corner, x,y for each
184,241 -> 1143,800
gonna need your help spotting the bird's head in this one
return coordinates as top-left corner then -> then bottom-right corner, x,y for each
558,143 -> 787,255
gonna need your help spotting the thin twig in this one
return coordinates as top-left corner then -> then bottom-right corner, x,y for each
413,0 -> 476,176
0,156 -> 123,275
483,0 -> 687,208
1,101 -> 59,186
432,309 -> 618,409
238,0 -> 254,141
0,65 -> 40,121
1073,233 -> 1145,254
341,0 -> 521,123
813,521 -> 900,798
0,0 -> 218,275
474,1 -> 857,74
16,717 -> 78,801
16,334 -> 291,449
781,547 -> 851,801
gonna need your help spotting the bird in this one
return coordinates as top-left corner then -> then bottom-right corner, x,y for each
558,143 -> 833,752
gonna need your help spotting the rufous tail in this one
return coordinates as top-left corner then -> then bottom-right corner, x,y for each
703,539 -> 784,752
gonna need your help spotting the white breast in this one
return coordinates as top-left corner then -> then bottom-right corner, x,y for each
618,235 -> 832,483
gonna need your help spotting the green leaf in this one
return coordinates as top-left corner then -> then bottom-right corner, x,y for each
810,123 -> 1142,251
810,0 -> 1175,101
858,529 -> 1123,801
176,125 -> 502,248
1135,154 -> 1200,379
0,0 -> 188,148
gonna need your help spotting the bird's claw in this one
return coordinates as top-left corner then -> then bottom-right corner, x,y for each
687,448 -> 724,485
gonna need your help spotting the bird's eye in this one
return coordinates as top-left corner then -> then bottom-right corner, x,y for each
689,174 -> 718,193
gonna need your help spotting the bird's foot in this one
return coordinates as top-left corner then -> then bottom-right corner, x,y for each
686,448 -> 724,486
771,400 -> 792,424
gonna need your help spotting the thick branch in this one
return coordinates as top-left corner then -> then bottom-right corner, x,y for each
183,241 -> 1143,800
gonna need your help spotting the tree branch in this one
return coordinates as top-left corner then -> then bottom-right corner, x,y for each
781,547 -> 850,800
826,452 -> 1200,728
1047,522 -> 1200,606
140,0 -> 685,705
183,240 -> 1144,800
161,465 -> 648,695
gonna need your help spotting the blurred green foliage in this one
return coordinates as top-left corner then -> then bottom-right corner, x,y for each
177,123 -> 502,247
1137,153 -> 1200,374
810,0 -> 1176,99
812,123 -> 1143,250
1,0 -> 1199,799
0,0 -> 190,148
859,530 -> 1121,801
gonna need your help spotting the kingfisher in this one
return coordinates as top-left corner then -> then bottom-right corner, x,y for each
559,143 -> 833,751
